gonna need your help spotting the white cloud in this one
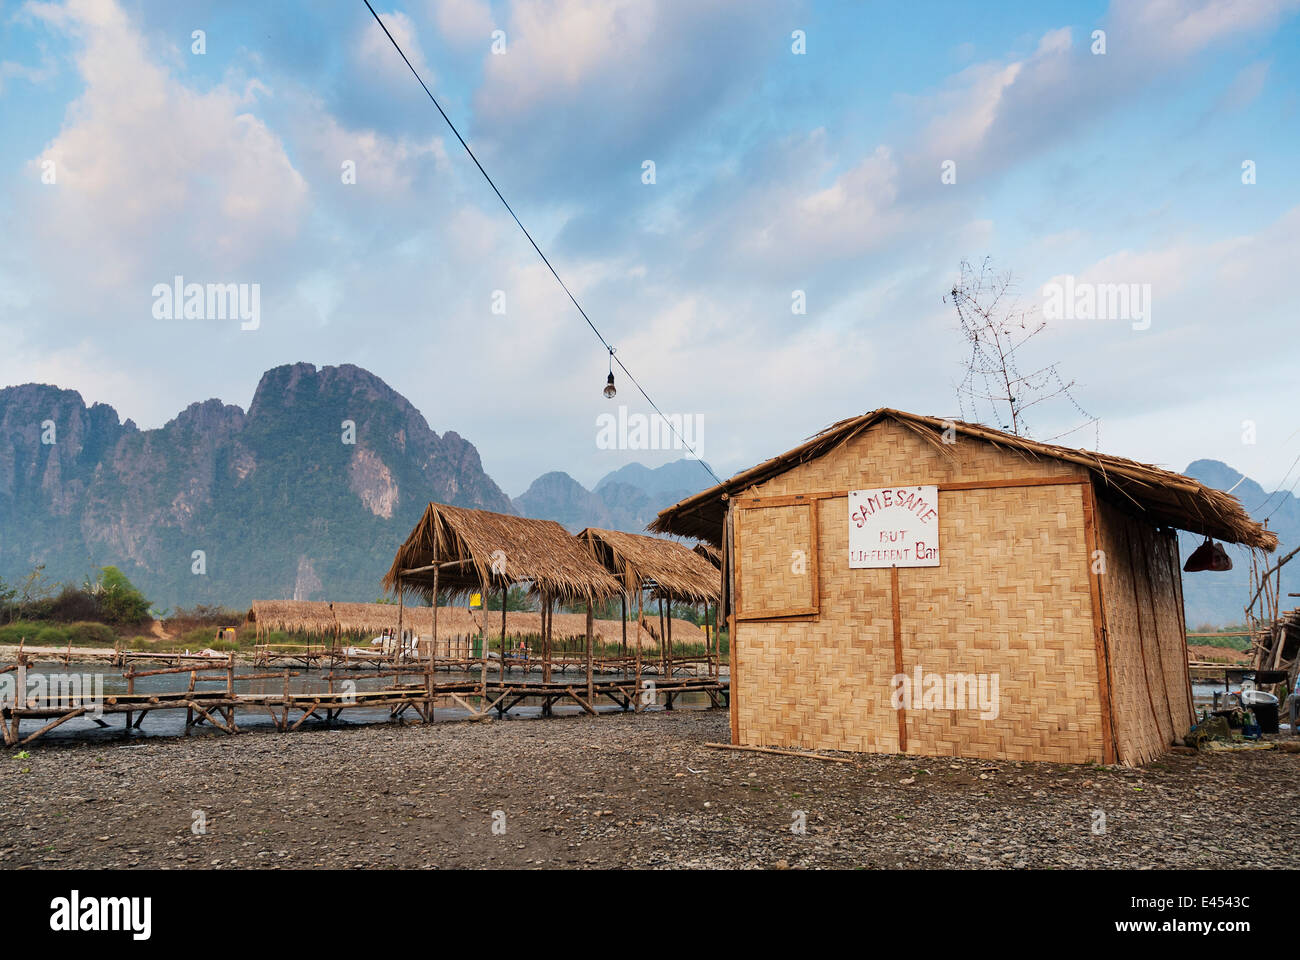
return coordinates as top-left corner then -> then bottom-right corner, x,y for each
22,0 -> 307,287
1113,0 -> 1300,60
356,9 -> 433,86
429,0 -> 495,47
291,95 -> 449,196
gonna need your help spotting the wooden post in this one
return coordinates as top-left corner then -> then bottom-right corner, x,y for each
430,565 -> 439,720
635,591 -> 643,709
585,596 -> 595,706
621,591 -> 628,677
544,592 -> 553,684
666,604 -> 674,678
396,577 -> 404,668
658,597 -> 666,676
500,585 -> 507,680
479,579 -> 488,700
712,601 -> 719,678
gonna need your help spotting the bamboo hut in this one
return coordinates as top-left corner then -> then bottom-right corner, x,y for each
383,503 -> 621,692
651,408 -> 1276,765
576,527 -> 722,676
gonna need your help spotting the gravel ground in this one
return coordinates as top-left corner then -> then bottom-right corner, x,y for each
2,710 -> 1297,869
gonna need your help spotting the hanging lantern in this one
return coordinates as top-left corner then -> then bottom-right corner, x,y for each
603,347 -> 617,398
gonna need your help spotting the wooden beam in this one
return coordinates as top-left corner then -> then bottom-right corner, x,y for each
703,742 -> 854,764
890,565 -> 907,754
1080,482 -> 1117,765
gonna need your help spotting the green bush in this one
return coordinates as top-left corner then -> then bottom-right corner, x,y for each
95,566 -> 152,625
0,620 -> 117,648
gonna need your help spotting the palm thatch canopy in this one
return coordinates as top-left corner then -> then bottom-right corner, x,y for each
246,599 -> 703,647
650,408 -> 1277,551
693,542 -> 722,569
245,600 -> 338,636
575,527 -> 720,603
383,502 -> 621,603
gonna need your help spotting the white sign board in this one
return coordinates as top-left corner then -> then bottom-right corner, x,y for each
848,485 -> 940,568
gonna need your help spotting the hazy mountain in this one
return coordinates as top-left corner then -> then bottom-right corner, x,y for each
594,459 -> 714,504
511,473 -> 661,533
0,363 -> 512,610
4,362 -> 1283,628
1180,459 -> 1298,628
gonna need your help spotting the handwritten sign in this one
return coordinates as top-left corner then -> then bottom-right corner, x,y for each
848,485 -> 940,568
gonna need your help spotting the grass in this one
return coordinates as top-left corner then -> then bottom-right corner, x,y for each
0,620 -> 118,648
0,618 -> 735,662
484,633 -> 729,659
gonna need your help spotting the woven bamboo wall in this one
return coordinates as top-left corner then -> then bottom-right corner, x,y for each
733,419 -> 1108,762
1094,495 -> 1192,764
734,500 -> 900,753
749,419 -> 1082,497
900,485 -> 1103,762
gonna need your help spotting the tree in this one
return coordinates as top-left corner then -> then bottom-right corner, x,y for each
0,575 -> 16,624
485,585 -> 536,612
946,257 -> 1097,442
94,566 -> 152,625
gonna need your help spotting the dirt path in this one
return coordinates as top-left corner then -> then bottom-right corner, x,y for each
2,711 -> 1296,869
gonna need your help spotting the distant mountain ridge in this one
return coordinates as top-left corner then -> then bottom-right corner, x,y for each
2,364 -> 1288,626
1180,459 -> 1299,628
0,363 -> 512,609
512,459 -> 710,534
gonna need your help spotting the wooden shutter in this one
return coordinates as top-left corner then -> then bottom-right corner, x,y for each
734,501 -> 819,620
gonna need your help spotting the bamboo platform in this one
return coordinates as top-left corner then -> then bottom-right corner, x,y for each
1188,660 -> 1252,683
1,656 -> 729,747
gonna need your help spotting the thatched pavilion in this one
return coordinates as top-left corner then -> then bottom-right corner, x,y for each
246,599 -> 705,654
652,408 -> 1275,765
383,503 -> 621,694
576,527 -> 722,677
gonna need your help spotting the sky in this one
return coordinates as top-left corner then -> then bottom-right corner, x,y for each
1,0 -> 1298,499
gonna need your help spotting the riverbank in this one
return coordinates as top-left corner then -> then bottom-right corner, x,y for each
2,711 -> 1296,869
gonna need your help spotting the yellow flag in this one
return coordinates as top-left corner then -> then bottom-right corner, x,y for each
470,593 -> 482,608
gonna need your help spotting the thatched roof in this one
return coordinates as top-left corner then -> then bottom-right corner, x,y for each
245,599 -> 704,648
693,542 -> 722,568
575,528 -> 720,603
383,503 -> 622,603
245,600 -> 338,635
650,408 -> 1277,551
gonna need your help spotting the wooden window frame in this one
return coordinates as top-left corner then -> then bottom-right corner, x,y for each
734,497 -> 820,621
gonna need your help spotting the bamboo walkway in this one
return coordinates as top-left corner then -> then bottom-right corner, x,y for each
1,653 -> 728,748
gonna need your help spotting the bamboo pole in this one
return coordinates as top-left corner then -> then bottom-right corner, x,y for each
635,590 -> 643,709
479,579 -> 488,700
396,576 -> 404,669
658,597 -> 666,676
500,585 -> 507,681
585,597 -> 594,705
711,601 -> 719,678
543,592 -> 552,684
666,605 -> 674,680
703,742 -> 854,764
621,592 -> 628,679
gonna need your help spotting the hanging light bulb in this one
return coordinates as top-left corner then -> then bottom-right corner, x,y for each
603,348 -> 617,398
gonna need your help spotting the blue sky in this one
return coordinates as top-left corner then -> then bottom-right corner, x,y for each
1,0 -> 1298,497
